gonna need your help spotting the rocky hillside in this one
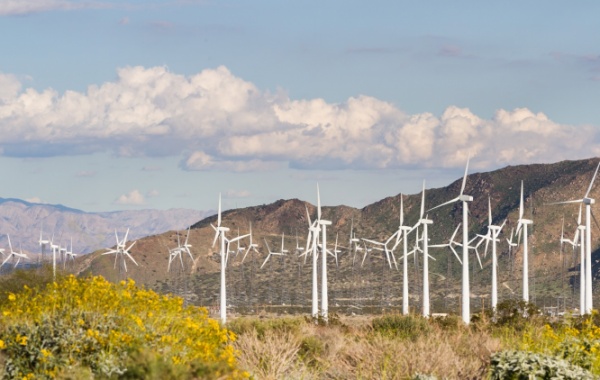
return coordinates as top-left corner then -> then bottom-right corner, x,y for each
76,158 -> 600,314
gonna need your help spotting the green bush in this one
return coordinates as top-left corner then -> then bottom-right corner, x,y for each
489,350 -> 595,380
371,314 -> 431,340
228,316 -> 305,338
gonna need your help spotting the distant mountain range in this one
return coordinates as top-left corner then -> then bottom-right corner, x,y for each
0,198 -> 211,255
75,157 -> 600,314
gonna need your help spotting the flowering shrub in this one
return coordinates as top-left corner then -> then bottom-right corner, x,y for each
0,275 -> 248,379
518,312 -> 600,374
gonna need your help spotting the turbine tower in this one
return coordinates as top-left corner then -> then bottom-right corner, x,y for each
211,193 -> 249,324
392,195 -> 414,315
317,184 -> 332,322
476,197 -> 506,311
516,181 -> 533,303
415,181 -> 433,317
429,158 -> 473,324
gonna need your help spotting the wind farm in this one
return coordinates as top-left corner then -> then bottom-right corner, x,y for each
29,157 -> 588,322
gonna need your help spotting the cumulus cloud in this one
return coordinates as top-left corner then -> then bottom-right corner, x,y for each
25,197 -> 44,204
0,65 -> 599,172
114,189 -> 145,205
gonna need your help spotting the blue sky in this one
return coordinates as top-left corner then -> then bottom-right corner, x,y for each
1,0 -> 600,212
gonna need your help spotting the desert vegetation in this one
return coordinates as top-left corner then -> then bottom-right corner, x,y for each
0,268 -> 599,379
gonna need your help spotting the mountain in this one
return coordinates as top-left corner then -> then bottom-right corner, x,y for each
76,157 -> 600,314
0,198 -> 211,255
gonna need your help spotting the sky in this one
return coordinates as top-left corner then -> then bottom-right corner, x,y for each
1,0 -> 600,213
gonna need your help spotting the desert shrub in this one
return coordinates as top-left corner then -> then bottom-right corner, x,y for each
298,335 -> 324,369
371,314 -> 431,340
489,350 -> 595,379
0,275 -> 247,379
227,315 -> 304,338
492,299 -> 545,331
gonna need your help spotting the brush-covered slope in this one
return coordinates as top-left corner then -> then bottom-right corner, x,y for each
76,158 -> 600,313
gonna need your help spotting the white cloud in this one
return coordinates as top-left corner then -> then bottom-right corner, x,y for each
0,0 -> 109,16
75,170 -> 96,177
225,189 -> 251,198
0,65 -> 599,172
25,197 -> 44,204
114,189 -> 145,205
146,189 -> 159,197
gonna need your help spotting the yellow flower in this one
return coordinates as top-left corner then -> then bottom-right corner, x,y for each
0,340 -> 5,349
41,348 -> 51,358
8,293 -> 16,302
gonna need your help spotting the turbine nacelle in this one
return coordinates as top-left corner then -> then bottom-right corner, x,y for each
459,194 -> 473,202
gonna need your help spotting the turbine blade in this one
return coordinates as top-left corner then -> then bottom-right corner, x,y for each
428,197 -> 459,212
585,161 -> 600,198
449,246 -> 462,264
488,196 -> 492,226
317,183 -> 322,221
459,156 -> 470,196
519,181 -> 524,219
217,193 -> 222,227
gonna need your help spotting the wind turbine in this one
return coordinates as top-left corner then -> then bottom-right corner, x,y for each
260,236 -> 286,269
302,205 -> 321,318
548,161 -> 600,314
39,228 -> 50,267
102,229 -> 138,274
317,185 -> 333,322
415,181 -> 434,317
475,197 -> 506,311
167,231 -> 185,273
515,181 -> 533,303
391,194 -> 414,315
63,238 -> 76,269
429,158 -> 473,324
241,222 -> 260,263
49,234 -> 61,280
211,194 -> 249,324
1,235 -> 28,269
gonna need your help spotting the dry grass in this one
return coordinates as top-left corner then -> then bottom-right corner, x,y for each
232,314 -> 502,379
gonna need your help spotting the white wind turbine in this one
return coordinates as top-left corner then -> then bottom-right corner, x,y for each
49,234 -> 61,280
548,161 -> 600,314
415,181 -> 434,317
211,194 -> 249,324
429,158 -> 473,324
475,197 -> 506,311
563,205 -> 586,315
515,181 -> 533,303
301,205 -> 321,318
391,194 -> 414,315
361,234 -> 398,270
241,222 -> 260,263
167,231 -> 185,273
63,238 -> 76,269
102,229 -> 138,274
260,236 -> 286,269
39,228 -> 50,267
316,185 -> 333,322
1,235 -> 28,269
348,218 -> 362,266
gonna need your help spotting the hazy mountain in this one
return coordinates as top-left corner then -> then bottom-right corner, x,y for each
77,157 -> 600,313
0,198 -> 211,255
